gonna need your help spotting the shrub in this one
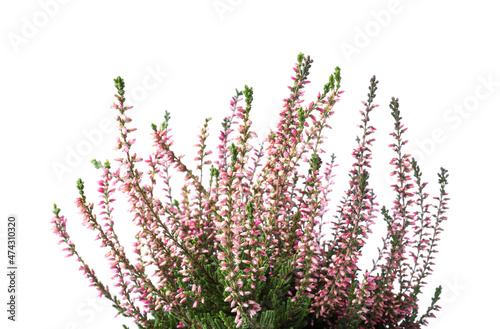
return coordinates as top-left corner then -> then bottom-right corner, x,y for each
52,53 -> 449,329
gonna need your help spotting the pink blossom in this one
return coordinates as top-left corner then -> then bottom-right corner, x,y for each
52,57 -> 449,329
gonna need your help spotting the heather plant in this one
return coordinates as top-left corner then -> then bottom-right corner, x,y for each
52,53 -> 449,329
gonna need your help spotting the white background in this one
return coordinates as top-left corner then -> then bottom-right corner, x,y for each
1,1 -> 499,328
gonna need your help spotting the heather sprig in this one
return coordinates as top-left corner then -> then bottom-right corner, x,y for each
52,53 -> 449,329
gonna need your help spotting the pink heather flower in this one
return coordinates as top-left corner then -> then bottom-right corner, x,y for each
52,57 -> 449,329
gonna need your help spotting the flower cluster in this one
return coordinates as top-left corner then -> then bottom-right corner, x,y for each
52,53 -> 449,329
